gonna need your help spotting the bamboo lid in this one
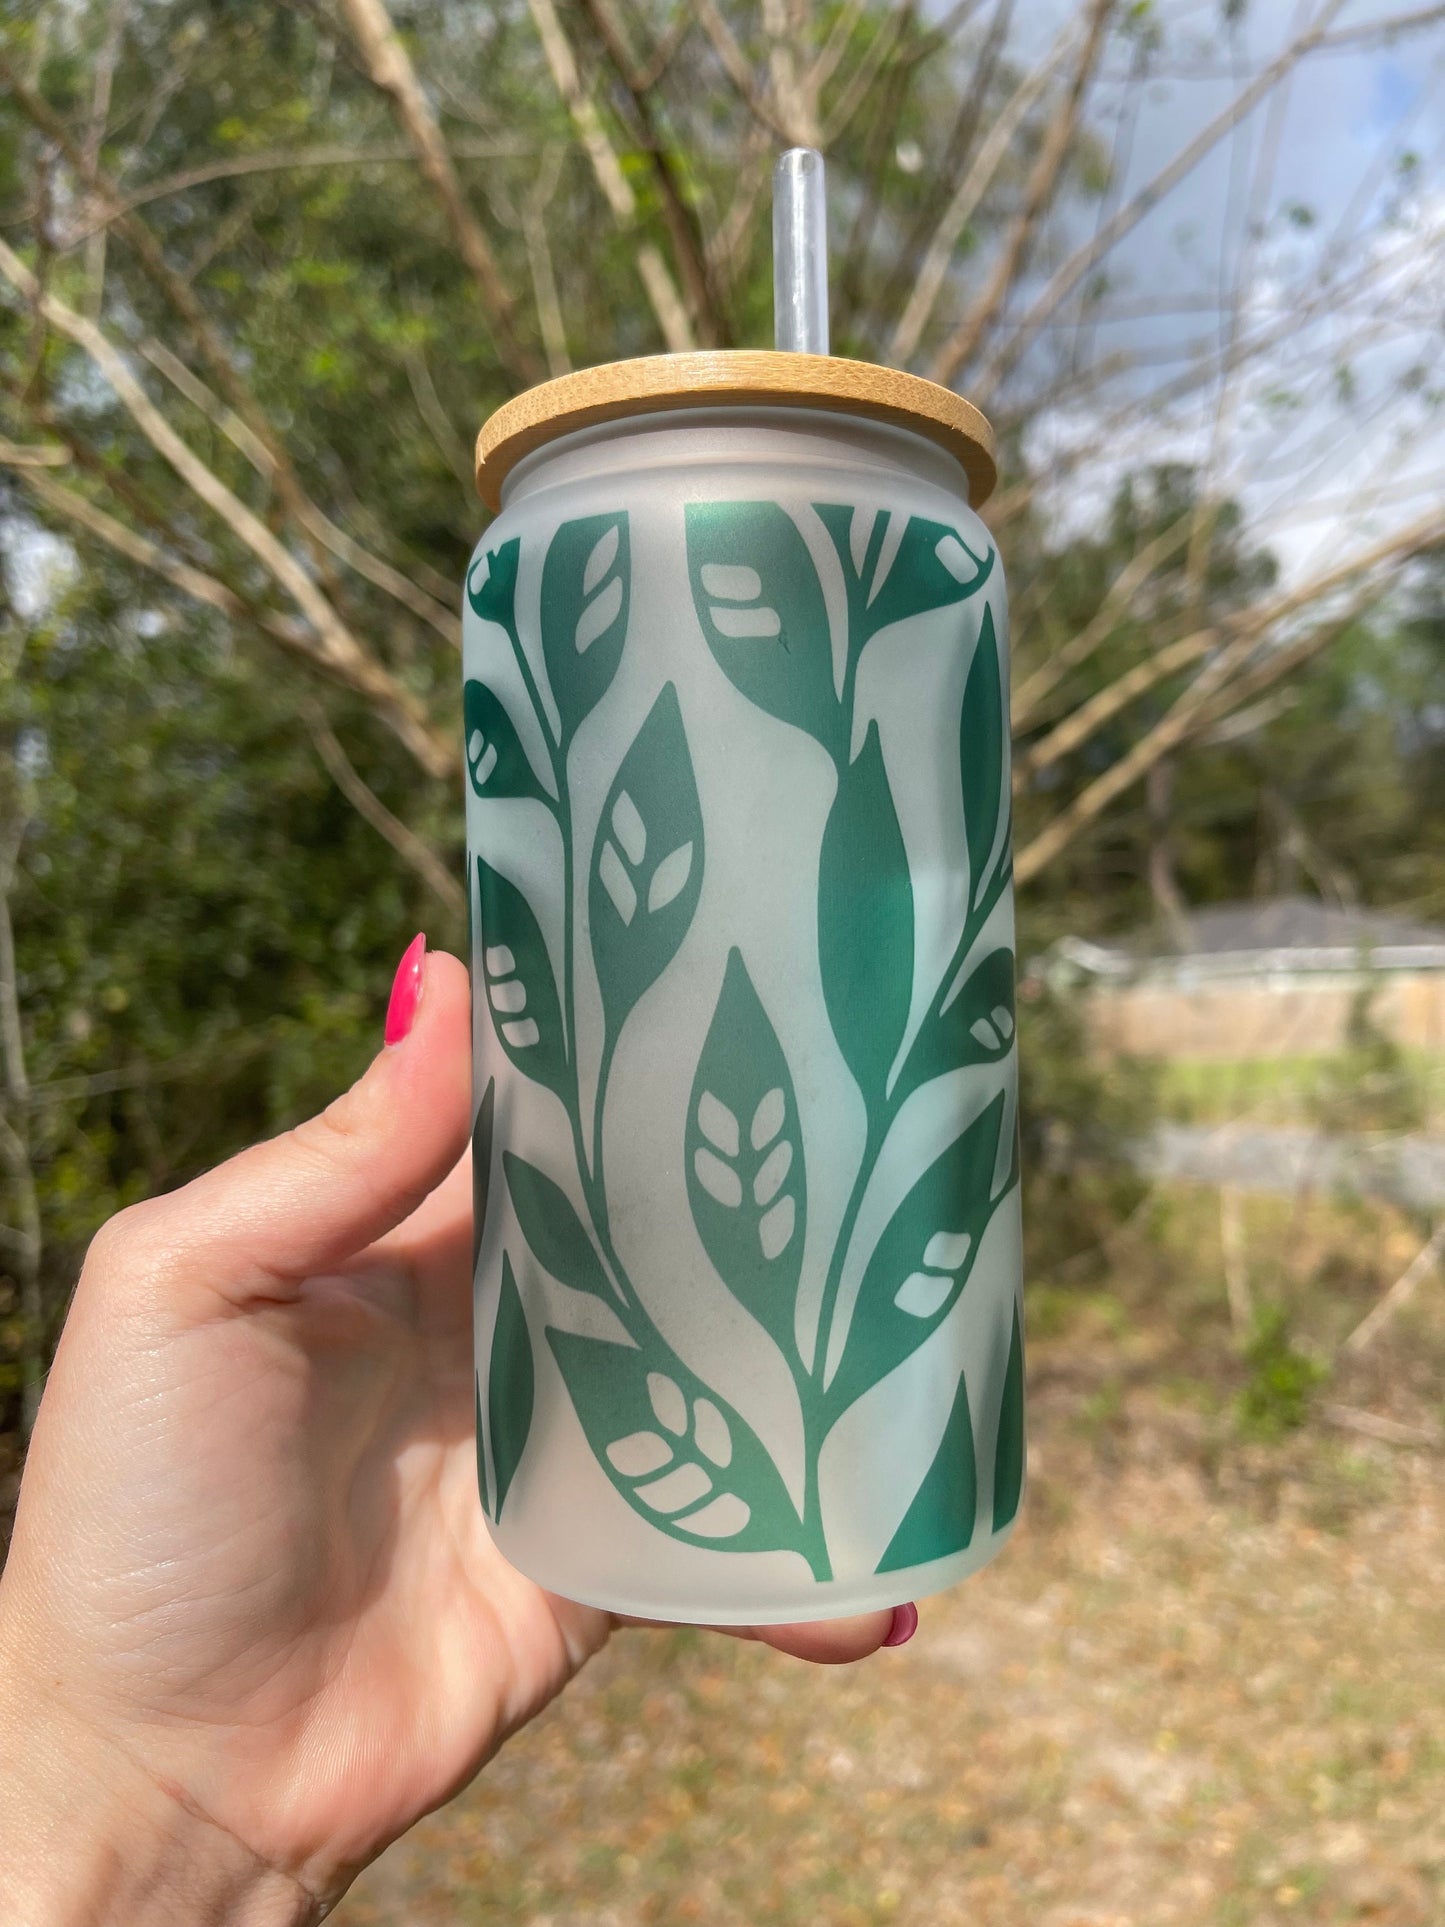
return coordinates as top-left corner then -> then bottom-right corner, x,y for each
475,351 -> 996,512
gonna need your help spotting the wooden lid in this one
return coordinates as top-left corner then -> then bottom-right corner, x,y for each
474,351 -> 996,512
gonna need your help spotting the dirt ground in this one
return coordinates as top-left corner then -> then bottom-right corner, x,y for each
343,1256 -> 1445,1927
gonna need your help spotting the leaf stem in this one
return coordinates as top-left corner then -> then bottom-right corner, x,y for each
814,851 -> 1015,1408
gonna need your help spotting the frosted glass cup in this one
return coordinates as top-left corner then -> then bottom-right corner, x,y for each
464,357 -> 1023,1623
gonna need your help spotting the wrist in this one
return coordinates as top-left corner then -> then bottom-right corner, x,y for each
0,1638 -> 320,1927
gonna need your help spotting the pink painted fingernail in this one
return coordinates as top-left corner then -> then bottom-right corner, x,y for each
384,933 -> 427,1046
883,1602 -> 918,1648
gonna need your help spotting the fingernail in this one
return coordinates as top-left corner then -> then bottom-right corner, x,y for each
883,1602 -> 918,1648
384,933 -> 427,1046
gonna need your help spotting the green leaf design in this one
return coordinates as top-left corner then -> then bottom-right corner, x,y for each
466,536 -> 521,637
961,604 -> 1008,911
992,1300 -> 1025,1531
817,721 -> 914,1109
876,1368 -> 976,1573
464,679 -> 551,806
816,506 -> 995,669
540,513 -> 630,741
898,946 -> 1016,1106
686,950 -> 807,1365
475,1372 -> 490,1520
503,1149 -> 613,1302
471,1077 -> 496,1284
545,1328 -> 807,1557
590,682 -> 703,1036
827,1091 -> 1010,1414
685,501 -> 842,757
489,1252 -> 534,1520
476,855 -> 570,1100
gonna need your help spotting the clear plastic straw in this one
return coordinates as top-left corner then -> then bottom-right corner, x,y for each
773,148 -> 829,355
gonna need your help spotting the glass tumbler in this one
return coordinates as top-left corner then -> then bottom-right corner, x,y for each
464,354 -> 1022,1623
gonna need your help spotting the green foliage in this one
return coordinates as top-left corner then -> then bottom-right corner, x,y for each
1015,970 -> 1157,1283
1237,1306 -> 1327,1441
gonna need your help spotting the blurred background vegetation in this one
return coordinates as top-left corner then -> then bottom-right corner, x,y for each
2,0 -> 1444,1919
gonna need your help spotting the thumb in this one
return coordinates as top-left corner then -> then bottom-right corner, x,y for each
112,937 -> 472,1313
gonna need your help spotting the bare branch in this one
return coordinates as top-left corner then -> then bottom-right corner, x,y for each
888,16 -> 1071,366
301,699 -> 465,917
0,437 -> 69,468
525,0 -> 696,350
764,0 -> 822,146
968,0 -> 1351,407
402,339 -> 476,486
692,0 -> 795,143
1013,508 -> 1445,883
64,139 -> 535,236
0,239 -> 453,777
1342,1225 -> 1444,1357
806,0 -> 868,99
12,462 -> 327,662
1011,509 -> 1195,728
522,152 -> 572,379
822,1 -> 914,147
575,0 -> 728,345
136,337 -> 463,649
80,0 -> 129,317
0,59 -> 390,619
336,0 -> 543,389
870,0 -> 1017,337
928,0 -> 1115,386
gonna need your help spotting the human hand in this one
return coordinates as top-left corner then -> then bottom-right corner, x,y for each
0,941 -> 907,1926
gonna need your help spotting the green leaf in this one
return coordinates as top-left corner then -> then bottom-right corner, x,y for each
475,1372 -> 490,1520
590,682 -> 703,1037
464,679 -> 551,806
876,1368 -> 976,1572
817,721 -> 913,1109
898,946 -> 1016,1107
686,950 -> 807,1366
488,1251 -> 534,1519
476,855 -> 570,1100
503,1149 -> 612,1301
466,536 -> 521,638
815,506 -> 995,669
827,1092 -> 1010,1414
546,1327 -> 807,1557
685,501 -> 842,756
961,605 -> 1008,911
540,513 -> 630,740
993,1300 -> 1025,1530
471,1077 -> 496,1285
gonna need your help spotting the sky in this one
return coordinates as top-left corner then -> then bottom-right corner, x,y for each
987,0 -> 1445,585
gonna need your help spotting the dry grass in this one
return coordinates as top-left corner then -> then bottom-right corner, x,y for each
344,1190 -> 1445,1927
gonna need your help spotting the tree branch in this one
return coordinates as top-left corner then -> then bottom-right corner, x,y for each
135,337 -> 462,648
928,0 -> 1115,386
967,0 -> 1351,407
0,243 -> 454,777
525,0 -> 696,350
301,698 -> 464,917
1,66 -> 338,559
1011,509 -> 1195,728
1013,509 -> 1445,883
335,0 -> 544,389
574,0 -> 728,346
888,15 -> 1070,366
692,0 -> 795,143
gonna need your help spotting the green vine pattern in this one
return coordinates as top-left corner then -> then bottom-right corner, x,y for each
468,498 -> 1021,1583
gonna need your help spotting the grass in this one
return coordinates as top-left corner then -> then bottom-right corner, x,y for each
344,1180 -> 1445,1927
1152,1048 -> 1444,1128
